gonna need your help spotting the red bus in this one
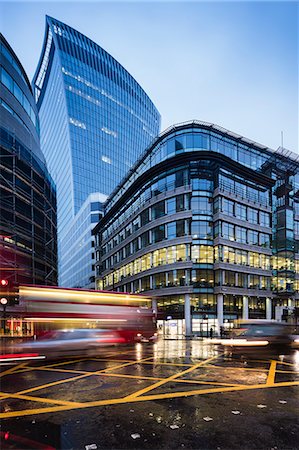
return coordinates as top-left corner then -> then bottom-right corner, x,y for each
2,285 -> 157,345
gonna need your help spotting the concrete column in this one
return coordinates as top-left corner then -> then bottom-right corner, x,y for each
235,273 -> 238,287
222,270 -> 225,285
152,298 -> 157,315
217,294 -> 224,327
266,297 -> 272,320
242,296 -> 249,319
184,293 -> 192,338
149,275 -> 153,289
186,244 -> 189,261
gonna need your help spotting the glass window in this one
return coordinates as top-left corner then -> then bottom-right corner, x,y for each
176,194 -> 185,211
91,202 -> 101,211
222,198 -> 234,216
177,269 -> 186,286
191,221 -> 212,239
175,136 -> 185,153
236,226 -> 247,244
191,196 -> 212,214
235,249 -> 247,266
23,95 -> 30,116
199,245 -> 214,263
192,178 -> 213,191
236,204 -> 246,221
176,220 -> 185,237
260,211 -> 270,227
141,276 -> 151,291
167,246 -> 176,264
191,269 -> 214,288
91,214 -> 100,223
153,272 -> 166,289
132,217 -> 140,232
223,246 -> 235,264
132,238 -> 139,252
141,231 -> 150,248
259,233 -> 270,248
175,169 -> 188,188
248,230 -> 259,245
13,82 -> 23,104
167,222 -> 176,239
248,208 -> 258,224
152,225 -> 165,243
1,67 -> 13,91
141,255 -> 151,272
167,197 -> 176,214
176,244 -> 186,261
151,201 -> 165,220
141,208 -> 149,226
166,173 -> 175,190
158,248 -> 167,265
222,223 -> 234,241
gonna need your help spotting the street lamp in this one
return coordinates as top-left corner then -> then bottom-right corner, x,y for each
1,296 -> 8,335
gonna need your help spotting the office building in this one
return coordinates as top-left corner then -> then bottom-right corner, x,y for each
33,16 -> 160,287
94,120 -> 299,337
0,33 -> 57,287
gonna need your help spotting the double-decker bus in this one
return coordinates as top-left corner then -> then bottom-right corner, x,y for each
2,285 -> 157,344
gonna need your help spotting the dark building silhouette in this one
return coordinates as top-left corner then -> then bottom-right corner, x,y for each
0,33 -> 57,287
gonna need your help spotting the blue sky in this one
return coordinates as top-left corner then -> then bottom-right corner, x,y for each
1,1 -> 298,151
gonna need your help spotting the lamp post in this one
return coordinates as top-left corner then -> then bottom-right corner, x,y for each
1,297 -> 8,334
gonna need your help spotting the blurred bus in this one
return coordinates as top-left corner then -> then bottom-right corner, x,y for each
2,285 -> 157,344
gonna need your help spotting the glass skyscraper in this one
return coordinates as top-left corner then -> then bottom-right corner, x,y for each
0,33 -> 57,289
33,16 -> 160,287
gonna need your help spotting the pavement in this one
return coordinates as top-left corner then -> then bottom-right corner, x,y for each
0,340 -> 298,449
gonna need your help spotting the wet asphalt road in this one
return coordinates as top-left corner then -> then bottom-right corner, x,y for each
0,340 -> 299,450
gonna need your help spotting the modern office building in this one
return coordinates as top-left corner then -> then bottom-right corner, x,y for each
33,16 -> 160,288
94,120 -> 299,337
0,33 -> 57,287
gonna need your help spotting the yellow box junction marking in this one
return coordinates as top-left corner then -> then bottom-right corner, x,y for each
266,360 -> 277,385
0,353 -> 298,419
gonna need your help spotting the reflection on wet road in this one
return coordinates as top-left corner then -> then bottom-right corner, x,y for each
1,340 -> 299,449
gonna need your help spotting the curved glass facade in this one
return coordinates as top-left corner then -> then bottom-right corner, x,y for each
33,16 -> 160,287
94,121 -> 299,337
0,34 -> 57,287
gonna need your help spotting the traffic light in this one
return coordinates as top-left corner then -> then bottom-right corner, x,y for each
0,279 -> 19,306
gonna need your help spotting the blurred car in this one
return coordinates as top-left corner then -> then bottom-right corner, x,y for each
219,320 -> 295,354
9,329 -> 125,360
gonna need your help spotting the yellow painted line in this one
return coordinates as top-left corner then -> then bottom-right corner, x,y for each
276,369 -> 299,374
91,358 -> 192,367
0,373 -> 95,401
12,357 -> 92,375
1,378 -> 298,420
0,391 -> 86,407
93,371 -> 242,387
275,360 -> 297,367
207,364 -> 269,373
126,354 -> 222,399
17,366 -> 89,375
1,356 -> 154,401
0,362 -> 27,378
11,365 -> 242,387
267,360 -> 277,385
101,356 -> 153,372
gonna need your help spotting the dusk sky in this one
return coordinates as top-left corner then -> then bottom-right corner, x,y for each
1,0 -> 298,151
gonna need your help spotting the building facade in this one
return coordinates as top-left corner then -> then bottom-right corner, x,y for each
33,16 -> 160,288
0,33 -> 57,286
94,121 -> 299,337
